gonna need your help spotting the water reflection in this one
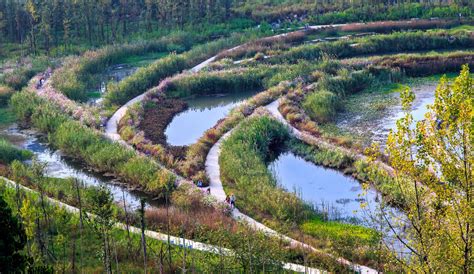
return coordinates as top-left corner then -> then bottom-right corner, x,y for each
89,64 -> 137,104
2,125 -> 151,209
270,152 -> 378,222
165,90 -> 258,146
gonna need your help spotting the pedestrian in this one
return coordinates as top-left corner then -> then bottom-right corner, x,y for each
225,195 -> 230,204
230,193 -> 235,209
207,188 -> 211,195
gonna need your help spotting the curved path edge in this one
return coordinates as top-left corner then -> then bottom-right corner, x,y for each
0,176 -> 323,274
265,100 -> 395,175
104,22 -> 350,143
205,101 -> 378,274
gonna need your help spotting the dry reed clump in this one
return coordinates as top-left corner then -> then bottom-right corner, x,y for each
339,19 -> 460,33
144,185 -> 238,237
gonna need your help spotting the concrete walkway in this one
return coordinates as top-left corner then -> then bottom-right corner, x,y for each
105,46 -> 241,141
0,176 -> 323,274
204,102 -> 378,274
104,23 -> 347,141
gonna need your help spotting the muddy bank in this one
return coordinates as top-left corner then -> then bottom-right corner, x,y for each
138,93 -> 188,159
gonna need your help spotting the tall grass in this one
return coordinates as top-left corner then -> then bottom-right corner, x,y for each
10,89 -> 176,194
104,33 -> 253,106
0,138 -> 32,164
303,90 -> 340,123
154,67 -> 272,98
270,29 -> 473,64
219,116 -> 315,223
51,33 -> 198,101
361,51 -> 474,76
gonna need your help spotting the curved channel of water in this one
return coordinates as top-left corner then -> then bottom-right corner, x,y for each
270,151 -> 408,253
165,90 -> 258,146
2,125 -> 150,209
89,64 -> 137,104
270,152 -> 381,223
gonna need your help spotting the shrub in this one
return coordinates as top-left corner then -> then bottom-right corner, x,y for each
0,85 -> 14,106
303,90 -> 340,123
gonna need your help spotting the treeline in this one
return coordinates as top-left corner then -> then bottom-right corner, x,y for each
234,1 -> 472,22
1,0 -> 471,55
0,0 -> 240,53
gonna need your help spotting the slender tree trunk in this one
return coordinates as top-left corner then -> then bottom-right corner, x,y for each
166,193 -> 172,270
140,199 -> 148,273
71,235 -> 76,273
75,180 -> 84,269
122,189 -> 132,258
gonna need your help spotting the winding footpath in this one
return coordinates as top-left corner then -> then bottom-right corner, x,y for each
104,23 -> 349,141
265,100 -> 395,176
104,25 -> 386,273
0,176 -> 322,274
204,104 -> 377,273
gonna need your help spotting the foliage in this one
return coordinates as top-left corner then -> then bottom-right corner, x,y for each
10,90 -> 175,194
157,67 -> 271,99
0,179 -> 246,272
0,85 -> 14,106
234,2 -> 471,23
0,193 -> 29,272
359,50 -> 474,76
50,34 -> 195,101
219,116 -> 315,223
104,34 -> 252,106
375,65 -> 473,271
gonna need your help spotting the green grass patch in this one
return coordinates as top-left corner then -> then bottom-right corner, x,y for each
302,218 -> 379,244
86,90 -> 102,99
449,24 -> 474,32
0,107 -> 16,127
363,82 -> 406,94
120,51 -> 168,67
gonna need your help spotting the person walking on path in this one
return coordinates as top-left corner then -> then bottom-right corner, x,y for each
230,194 -> 235,209
225,195 -> 230,204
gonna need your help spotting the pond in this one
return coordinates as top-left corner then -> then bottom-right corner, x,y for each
1,125 -> 152,209
270,152 -> 382,223
336,82 -> 436,146
165,90 -> 258,146
88,64 -> 137,104
88,52 -> 168,104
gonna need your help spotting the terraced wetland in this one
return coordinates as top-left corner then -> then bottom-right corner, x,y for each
1,13 -> 472,273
